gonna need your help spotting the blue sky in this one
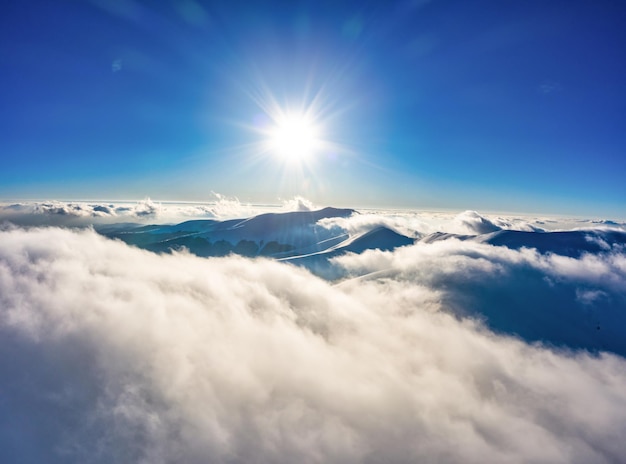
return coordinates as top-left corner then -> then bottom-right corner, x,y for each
1,0 -> 625,216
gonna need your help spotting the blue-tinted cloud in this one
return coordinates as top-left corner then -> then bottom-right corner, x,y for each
333,237 -> 626,354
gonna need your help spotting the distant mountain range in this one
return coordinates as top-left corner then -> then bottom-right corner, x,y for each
100,207 -> 626,266
100,207 -> 367,259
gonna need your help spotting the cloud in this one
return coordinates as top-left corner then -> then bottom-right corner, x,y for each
112,59 -> 122,72
539,80 -> 563,94
34,200 -> 97,217
318,212 -> 426,239
201,192 -> 257,218
3,200 -> 620,240
332,238 -> 626,354
280,195 -> 316,212
450,210 -> 502,234
318,210 -> 544,240
0,195 -> 329,228
1,226 -> 626,463
0,197 -> 232,227
113,197 -> 161,217
0,200 -> 160,226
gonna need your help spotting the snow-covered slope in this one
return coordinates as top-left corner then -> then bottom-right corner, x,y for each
421,229 -> 626,257
279,226 -> 415,278
101,207 -> 414,259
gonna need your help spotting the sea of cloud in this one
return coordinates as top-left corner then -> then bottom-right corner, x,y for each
0,194 -> 317,227
318,208 -> 626,237
1,224 -> 626,463
3,196 -> 624,233
333,237 -> 626,354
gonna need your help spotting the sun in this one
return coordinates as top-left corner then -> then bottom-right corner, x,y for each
267,112 -> 321,162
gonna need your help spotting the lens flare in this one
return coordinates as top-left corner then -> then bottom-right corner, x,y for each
268,113 -> 321,162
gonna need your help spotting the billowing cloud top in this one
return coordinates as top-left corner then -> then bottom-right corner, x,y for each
1,212 -> 626,462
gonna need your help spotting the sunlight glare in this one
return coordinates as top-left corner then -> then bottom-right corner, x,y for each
268,113 -> 321,162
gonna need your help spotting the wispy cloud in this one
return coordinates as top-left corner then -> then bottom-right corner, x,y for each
539,80 -> 563,94
111,58 -> 122,72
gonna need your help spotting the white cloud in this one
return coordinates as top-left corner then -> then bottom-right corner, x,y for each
4,200 -> 623,242
318,210 -> 548,241
446,210 -> 544,235
318,212 -> 426,239
113,197 -> 161,217
450,210 -> 502,234
0,199 -> 163,226
0,195 -> 328,228
332,238 -> 626,354
334,238 -> 626,289
201,192 -> 258,218
280,195 -> 316,212
1,226 -> 626,463
576,288 -> 608,305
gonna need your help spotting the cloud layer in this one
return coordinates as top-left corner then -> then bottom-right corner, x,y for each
333,236 -> 626,354
4,198 -> 625,234
0,195 -> 317,227
1,226 -> 626,463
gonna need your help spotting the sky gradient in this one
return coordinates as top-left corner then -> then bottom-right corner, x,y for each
1,0 -> 625,217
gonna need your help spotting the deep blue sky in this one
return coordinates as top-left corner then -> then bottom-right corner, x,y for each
1,0 -> 625,216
